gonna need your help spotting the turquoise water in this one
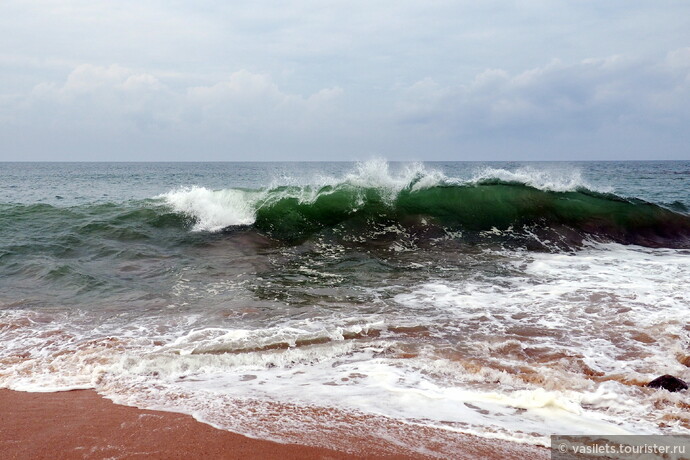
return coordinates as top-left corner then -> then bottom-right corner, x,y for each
1,160 -> 689,452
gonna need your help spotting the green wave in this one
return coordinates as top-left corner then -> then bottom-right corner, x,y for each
2,181 -> 690,249
252,182 -> 690,247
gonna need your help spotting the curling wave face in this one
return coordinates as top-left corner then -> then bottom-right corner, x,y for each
160,161 -> 690,248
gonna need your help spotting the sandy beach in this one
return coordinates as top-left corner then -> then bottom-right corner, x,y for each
0,389 -> 548,459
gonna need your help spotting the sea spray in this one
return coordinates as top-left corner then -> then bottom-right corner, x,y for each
158,161 -> 690,247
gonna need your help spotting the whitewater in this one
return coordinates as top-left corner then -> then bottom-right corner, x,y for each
1,160 -> 689,455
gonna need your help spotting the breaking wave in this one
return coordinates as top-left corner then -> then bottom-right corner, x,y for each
160,161 -> 690,248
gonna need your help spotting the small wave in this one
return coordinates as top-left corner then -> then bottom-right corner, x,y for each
666,200 -> 689,212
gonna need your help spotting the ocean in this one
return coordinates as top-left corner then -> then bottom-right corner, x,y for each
1,160 -> 689,452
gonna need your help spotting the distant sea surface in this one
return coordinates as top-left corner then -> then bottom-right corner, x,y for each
1,161 -> 690,450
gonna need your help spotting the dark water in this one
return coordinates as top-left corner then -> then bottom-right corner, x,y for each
1,160 -> 689,450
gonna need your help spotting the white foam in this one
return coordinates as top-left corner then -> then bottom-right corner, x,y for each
392,243 -> 690,437
340,159 -> 445,196
3,235 -> 689,450
159,186 -> 257,231
3,250 -> 686,447
469,166 -> 611,193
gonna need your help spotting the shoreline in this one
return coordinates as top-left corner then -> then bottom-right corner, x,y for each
0,388 -> 548,459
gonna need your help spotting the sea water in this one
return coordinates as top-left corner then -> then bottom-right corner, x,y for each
1,160 -> 689,452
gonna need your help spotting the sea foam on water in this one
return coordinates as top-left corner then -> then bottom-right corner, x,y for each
1,161 -> 689,454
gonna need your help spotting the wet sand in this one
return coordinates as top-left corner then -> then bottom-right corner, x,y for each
0,389 -> 548,459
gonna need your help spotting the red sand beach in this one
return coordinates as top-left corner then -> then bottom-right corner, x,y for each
0,389 -> 548,459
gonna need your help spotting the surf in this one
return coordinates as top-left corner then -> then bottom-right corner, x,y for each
160,161 -> 690,249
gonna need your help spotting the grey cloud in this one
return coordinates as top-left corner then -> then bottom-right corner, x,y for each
1,1 -> 689,160
397,50 -> 690,142
2,65 -> 344,160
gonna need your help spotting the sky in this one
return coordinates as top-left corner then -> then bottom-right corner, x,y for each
1,1 -> 689,161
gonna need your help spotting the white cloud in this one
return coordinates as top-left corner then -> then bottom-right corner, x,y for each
1,1 -> 689,159
398,49 -> 690,139
185,70 -> 342,131
25,64 -> 341,122
2,64 -> 345,159
3,50 -> 690,160
23,65 -> 173,134
31,64 -> 164,105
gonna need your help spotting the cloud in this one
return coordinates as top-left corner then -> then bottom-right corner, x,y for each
3,50 -> 689,161
2,64 -> 344,158
185,70 -> 343,132
31,64 -> 164,106
3,1 -> 690,162
1,1 -> 689,159
397,49 -> 690,143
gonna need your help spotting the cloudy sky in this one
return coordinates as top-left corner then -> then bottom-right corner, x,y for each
1,1 -> 689,161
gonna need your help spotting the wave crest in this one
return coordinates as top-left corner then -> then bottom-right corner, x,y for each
157,161 -> 690,248
159,186 -> 256,232
469,166 -> 609,193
